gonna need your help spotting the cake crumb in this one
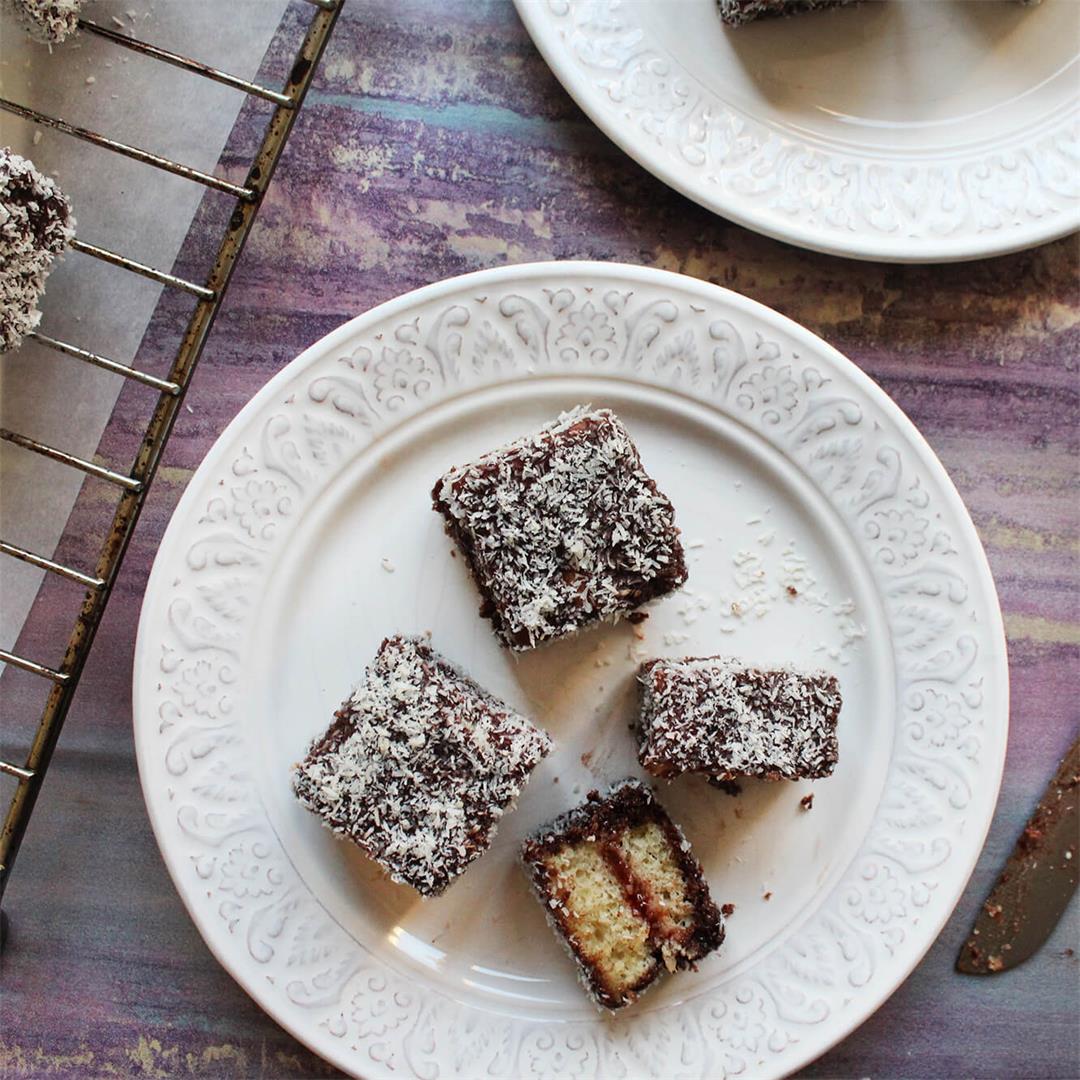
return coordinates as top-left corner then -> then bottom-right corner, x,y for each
800,793 -> 814,811
627,611 -> 649,625
380,557 -> 396,573
787,585 -> 798,597
763,891 -> 772,901
721,903 -> 735,917
987,955 -> 1004,972
710,778 -> 742,797
85,76 -> 96,85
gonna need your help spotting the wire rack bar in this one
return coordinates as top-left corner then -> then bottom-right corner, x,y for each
0,541 -> 104,590
0,429 -> 141,491
68,238 -> 215,300
0,650 -> 69,684
78,20 -> 295,108
0,99 -> 255,201
0,0 -> 343,905
27,332 -> 181,395
0,763 -> 34,782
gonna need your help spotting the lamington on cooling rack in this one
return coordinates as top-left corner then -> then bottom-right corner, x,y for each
432,407 -> 688,650
1,147 -> 74,353
293,635 -> 552,897
717,0 -> 856,26
637,656 -> 841,783
521,780 -> 724,1009
4,0 -> 84,43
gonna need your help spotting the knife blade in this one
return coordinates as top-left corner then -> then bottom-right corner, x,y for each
956,734 -> 1079,975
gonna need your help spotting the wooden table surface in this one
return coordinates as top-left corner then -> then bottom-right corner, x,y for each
2,2 -> 1077,1076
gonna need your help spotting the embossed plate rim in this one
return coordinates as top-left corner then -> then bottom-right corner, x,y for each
134,261 -> 1009,1079
513,0 -> 1080,263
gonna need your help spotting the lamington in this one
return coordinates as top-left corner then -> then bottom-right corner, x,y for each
717,0 -> 855,27
432,408 -> 687,650
4,0 -> 84,44
638,656 -> 841,782
293,635 -> 552,897
521,780 -> 723,1010
1,147 -> 74,352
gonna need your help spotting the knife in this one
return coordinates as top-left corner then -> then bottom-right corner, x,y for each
956,734 -> 1079,975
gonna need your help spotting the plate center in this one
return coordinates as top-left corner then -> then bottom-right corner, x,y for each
250,379 -> 894,1020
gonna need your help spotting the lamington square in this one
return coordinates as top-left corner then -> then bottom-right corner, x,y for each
432,408 -> 687,650
293,635 -> 552,897
1,147 -> 75,352
638,656 -> 841,782
5,0 -> 84,44
521,780 -> 723,1010
717,0 -> 855,27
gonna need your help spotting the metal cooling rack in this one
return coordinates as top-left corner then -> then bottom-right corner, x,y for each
0,0 -> 343,920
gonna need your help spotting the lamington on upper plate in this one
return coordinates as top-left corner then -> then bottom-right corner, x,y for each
432,407 -> 688,650
717,0 -> 856,26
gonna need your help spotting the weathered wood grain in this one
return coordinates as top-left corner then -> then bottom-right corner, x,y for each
1,2 -> 1076,1077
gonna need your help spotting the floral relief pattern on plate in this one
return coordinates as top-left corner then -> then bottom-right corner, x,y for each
516,0 -> 1080,260
135,264 -> 1007,1079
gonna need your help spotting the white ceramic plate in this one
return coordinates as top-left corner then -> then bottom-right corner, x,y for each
513,0 -> 1080,262
135,263 -> 1008,1079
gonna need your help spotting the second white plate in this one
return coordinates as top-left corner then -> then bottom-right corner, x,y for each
135,262 -> 1008,1078
514,0 -> 1080,262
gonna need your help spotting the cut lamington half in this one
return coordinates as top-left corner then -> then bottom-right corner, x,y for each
432,407 -> 688,650
293,635 -> 552,897
521,780 -> 723,1010
717,0 -> 856,27
1,147 -> 75,352
638,656 -> 841,783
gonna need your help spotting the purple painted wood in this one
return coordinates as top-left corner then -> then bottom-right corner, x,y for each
1,2 -> 1077,1076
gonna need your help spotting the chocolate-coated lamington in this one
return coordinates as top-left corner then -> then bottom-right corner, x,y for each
638,656 -> 841,782
432,407 -> 687,650
293,635 -> 551,896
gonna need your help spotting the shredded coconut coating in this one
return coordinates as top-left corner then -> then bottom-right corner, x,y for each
638,656 -> 841,781
293,635 -> 552,897
432,408 -> 688,650
717,0 -> 855,26
4,0 -> 83,43
1,147 -> 74,352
